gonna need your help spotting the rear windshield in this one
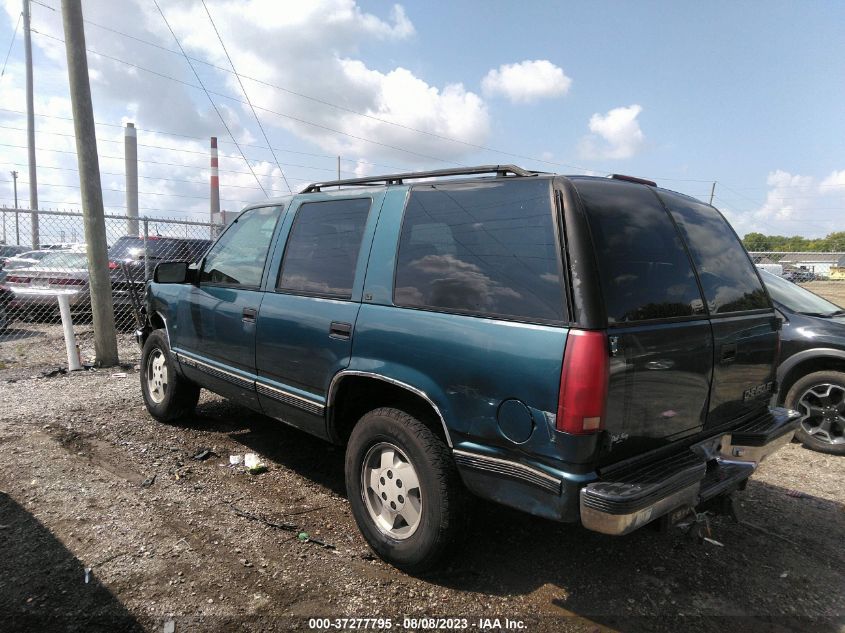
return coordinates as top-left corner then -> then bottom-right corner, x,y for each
394,179 -> 564,323
658,192 -> 769,314
40,252 -> 89,268
577,179 -> 704,324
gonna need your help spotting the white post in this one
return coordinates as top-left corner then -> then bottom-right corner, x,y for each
57,293 -> 82,371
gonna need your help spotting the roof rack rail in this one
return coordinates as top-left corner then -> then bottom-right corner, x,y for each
300,164 -> 536,193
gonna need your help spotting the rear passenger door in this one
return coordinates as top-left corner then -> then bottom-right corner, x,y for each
576,179 -> 714,462
254,195 -> 380,438
658,193 -> 778,427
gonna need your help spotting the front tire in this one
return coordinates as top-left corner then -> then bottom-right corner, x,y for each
785,370 -> 845,455
345,407 -> 466,573
140,329 -> 200,422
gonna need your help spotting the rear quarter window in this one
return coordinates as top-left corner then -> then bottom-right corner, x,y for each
394,179 -> 564,323
658,192 -> 769,314
575,179 -> 704,324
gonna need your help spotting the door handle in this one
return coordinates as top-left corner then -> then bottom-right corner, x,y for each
329,321 -> 352,339
720,343 -> 737,363
242,307 -> 257,323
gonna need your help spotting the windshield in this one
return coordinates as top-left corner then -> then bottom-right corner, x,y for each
761,270 -> 843,315
39,252 -> 89,269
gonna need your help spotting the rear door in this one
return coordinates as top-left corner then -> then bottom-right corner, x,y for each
657,192 -> 778,427
254,194 -> 381,438
574,179 -> 714,462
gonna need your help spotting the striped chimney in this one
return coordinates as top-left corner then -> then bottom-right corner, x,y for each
210,136 -> 220,225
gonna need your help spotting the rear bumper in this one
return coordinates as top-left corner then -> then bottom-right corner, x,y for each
579,407 -> 799,535
454,407 -> 799,532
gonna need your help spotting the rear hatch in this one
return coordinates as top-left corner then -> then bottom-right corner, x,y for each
568,178 -> 777,465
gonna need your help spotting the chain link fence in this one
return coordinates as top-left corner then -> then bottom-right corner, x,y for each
748,251 -> 845,281
1,207 -> 221,366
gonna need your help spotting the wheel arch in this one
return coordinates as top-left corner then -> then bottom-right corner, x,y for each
778,349 -> 845,405
327,371 -> 453,448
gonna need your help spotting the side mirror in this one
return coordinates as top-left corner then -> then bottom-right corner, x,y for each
154,261 -> 191,284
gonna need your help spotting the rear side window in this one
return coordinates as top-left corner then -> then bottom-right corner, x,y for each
658,193 -> 769,314
278,198 -> 371,299
394,179 -> 564,323
577,180 -> 704,324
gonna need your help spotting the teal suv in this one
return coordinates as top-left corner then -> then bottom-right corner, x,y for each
138,165 -> 799,571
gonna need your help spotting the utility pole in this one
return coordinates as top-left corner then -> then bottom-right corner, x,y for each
11,170 -> 19,245
23,0 -> 39,248
125,122 -> 139,236
709,181 -> 716,205
61,0 -> 118,366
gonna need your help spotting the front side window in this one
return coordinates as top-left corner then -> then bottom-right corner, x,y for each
394,179 -> 564,323
577,179 -> 704,324
200,205 -> 281,287
658,193 -> 769,314
277,198 -> 372,299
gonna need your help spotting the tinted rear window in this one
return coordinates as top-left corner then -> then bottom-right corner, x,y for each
658,192 -> 769,314
577,179 -> 704,323
394,179 -> 564,323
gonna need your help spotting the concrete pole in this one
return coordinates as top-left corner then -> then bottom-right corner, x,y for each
210,136 -> 219,239
125,122 -> 139,236
23,0 -> 39,248
61,0 -> 118,367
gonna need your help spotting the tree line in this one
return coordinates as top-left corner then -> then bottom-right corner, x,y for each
742,232 -> 845,252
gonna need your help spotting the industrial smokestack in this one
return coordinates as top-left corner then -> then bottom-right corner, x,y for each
210,136 -> 220,234
125,122 -> 138,236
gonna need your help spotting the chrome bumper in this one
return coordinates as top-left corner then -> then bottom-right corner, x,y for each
580,408 -> 799,536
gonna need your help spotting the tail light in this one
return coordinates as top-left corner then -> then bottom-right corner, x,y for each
6,276 -> 30,284
108,261 -> 119,270
556,329 -> 609,434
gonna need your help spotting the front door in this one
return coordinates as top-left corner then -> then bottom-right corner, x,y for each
174,205 -> 284,408
255,195 -> 380,437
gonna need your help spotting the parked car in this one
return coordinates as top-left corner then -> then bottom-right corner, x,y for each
0,269 -> 12,331
760,269 -> 845,455
783,267 -> 815,283
137,166 -> 798,571
108,235 -> 211,307
3,250 -> 53,270
4,251 -> 93,316
0,244 -> 31,269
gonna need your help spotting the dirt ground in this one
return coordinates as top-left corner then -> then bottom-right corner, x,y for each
800,281 -> 845,307
1,288 -> 844,632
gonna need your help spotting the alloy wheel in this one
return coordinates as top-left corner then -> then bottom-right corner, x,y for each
361,442 -> 423,540
146,348 -> 168,404
797,383 -> 845,445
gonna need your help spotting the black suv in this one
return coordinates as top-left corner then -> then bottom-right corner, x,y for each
138,165 -> 798,571
109,235 -> 211,307
760,270 -> 845,454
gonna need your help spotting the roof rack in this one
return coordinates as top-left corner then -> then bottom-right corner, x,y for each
300,164 -> 536,193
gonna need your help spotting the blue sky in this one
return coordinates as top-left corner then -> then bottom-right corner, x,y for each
1,0 -> 843,238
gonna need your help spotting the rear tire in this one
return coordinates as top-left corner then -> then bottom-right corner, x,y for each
345,407 -> 466,573
140,329 -> 200,422
785,370 -> 845,455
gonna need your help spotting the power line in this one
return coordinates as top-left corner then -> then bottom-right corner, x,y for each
0,106 -> 407,170
1,12 -> 22,76
200,0 -> 291,193
28,28 -> 464,167
151,1 -> 269,198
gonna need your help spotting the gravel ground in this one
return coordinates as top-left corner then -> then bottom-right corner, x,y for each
1,290 -> 844,632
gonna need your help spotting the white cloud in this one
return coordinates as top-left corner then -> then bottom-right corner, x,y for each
719,169 -> 845,238
0,0 -> 494,225
579,104 -> 645,160
481,60 -> 572,104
